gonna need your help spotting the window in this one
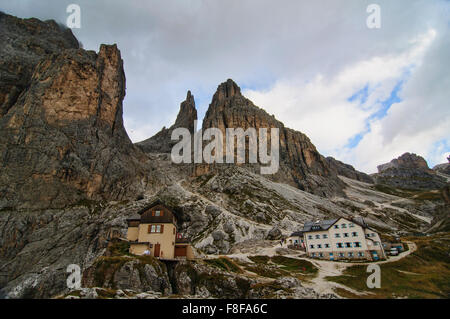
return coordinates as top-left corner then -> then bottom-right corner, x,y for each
374,242 -> 379,246
349,223 -> 354,228
310,244 -> 314,249
352,232 -> 358,237
319,253 -> 323,257
323,234 -> 328,239
371,233 -> 376,237
338,253 -> 344,257
345,242 -> 352,248
341,224 -> 347,228
315,234 -> 320,239
335,233 -> 341,238
155,210 -> 161,216
358,252 -> 364,257
354,242 -> 361,248
348,252 -> 354,257
344,233 -> 349,237
148,224 -> 164,233
334,225 -> 339,229
318,244 -> 322,249
337,243 -> 343,248
325,244 -> 330,248
311,253 -> 315,257
308,235 -> 313,240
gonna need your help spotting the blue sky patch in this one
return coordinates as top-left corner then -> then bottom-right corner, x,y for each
347,84 -> 369,104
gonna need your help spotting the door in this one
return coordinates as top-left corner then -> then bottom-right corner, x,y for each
371,251 -> 378,261
154,243 -> 160,257
175,246 -> 187,257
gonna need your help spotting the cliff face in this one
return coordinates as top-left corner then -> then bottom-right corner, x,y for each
373,153 -> 447,190
0,12 -> 80,117
326,157 -> 374,184
201,79 -> 344,197
0,13 -> 151,209
136,91 -> 197,153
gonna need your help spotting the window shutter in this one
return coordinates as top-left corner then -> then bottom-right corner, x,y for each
173,228 -> 175,235
148,225 -> 151,233
152,211 -> 155,216
161,225 -> 164,233
161,210 -> 164,216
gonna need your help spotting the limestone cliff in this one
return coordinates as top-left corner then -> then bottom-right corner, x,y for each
0,13 -> 152,209
326,156 -> 374,184
373,153 -> 447,190
201,79 -> 345,197
0,12 -> 80,117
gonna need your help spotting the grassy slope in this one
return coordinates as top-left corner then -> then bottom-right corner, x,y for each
326,233 -> 450,298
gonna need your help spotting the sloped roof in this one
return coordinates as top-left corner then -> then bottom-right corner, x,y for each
302,218 -> 339,232
290,231 -> 304,237
302,216 -> 372,233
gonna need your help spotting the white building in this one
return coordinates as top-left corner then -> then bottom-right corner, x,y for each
302,216 -> 385,261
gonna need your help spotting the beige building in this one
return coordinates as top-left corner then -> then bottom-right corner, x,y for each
126,200 -> 194,260
302,217 -> 385,261
287,231 -> 305,249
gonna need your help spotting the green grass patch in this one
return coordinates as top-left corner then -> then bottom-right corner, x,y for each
373,184 -> 443,201
326,234 -> 450,299
248,255 -> 270,264
244,264 -> 289,278
271,256 -> 318,274
106,239 -> 131,257
204,257 -> 243,273
244,255 -> 318,278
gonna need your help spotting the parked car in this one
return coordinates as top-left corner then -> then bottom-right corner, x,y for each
390,247 -> 399,256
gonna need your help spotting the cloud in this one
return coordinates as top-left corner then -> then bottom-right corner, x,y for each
244,28 -> 444,172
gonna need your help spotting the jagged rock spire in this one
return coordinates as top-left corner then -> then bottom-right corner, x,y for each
174,90 -> 197,133
136,90 -> 197,153
212,79 -> 242,102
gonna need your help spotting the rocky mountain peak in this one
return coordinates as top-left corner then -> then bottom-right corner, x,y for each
0,12 -> 80,117
200,79 -> 345,197
374,152 -> 446,190
136,90 -> 198,153
0,13 -> 151,209
174,90 -> 197,133
377,152 -> 429,173
212,79 -> 242,103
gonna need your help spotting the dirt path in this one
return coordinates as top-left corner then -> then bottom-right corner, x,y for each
298,241 -> 417,295
223,241 -> 417,297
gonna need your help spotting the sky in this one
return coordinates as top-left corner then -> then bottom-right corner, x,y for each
1,0 -> 449,173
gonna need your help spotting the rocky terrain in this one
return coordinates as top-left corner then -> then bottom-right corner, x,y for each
373,153 -> 447,190
0,12 -> 162,210
0,13 -> 448,299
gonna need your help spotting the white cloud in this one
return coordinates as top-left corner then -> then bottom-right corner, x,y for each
244,29 -> 443,173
